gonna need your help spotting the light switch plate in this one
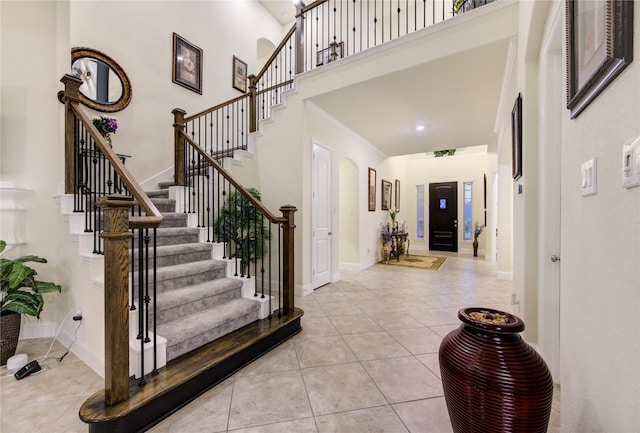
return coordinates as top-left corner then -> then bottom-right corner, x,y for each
623,138 -> 640,189
581,158 -> 597,196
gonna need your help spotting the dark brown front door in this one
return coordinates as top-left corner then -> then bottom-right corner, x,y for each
429,182 -> 458,252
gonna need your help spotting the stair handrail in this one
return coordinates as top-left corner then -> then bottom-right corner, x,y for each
179,132 -> 283,222
61,74 -> 163,228
255,25 -> 297,80
177,130 -> 297,313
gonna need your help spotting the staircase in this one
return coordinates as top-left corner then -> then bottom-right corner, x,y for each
139,186 -> 261,358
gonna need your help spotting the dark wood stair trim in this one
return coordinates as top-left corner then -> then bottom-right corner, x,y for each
80,308 -> 303,433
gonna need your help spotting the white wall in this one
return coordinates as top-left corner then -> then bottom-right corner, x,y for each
303,102 -> 388,275
1,0 -> 72,338
338,158 -> 359,268
557,3 -> 640,431
69,0 -> 286,182
522,1 -> 640,431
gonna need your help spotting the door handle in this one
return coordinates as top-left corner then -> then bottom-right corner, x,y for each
550,255 -> 560,263
328,232 -> 332,236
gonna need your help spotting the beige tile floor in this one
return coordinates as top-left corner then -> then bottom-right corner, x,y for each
0,254 -> 561,433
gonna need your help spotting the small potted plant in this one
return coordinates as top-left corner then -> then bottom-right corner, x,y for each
213,188 -> 271,276
0,240 -> 62,365
92,115 -> 118,145
389,209 -> 399,232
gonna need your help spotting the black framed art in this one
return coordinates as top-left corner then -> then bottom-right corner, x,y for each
368,168 -> 376,211
232,56 -> 248,93
566,0 -> 633,118
381,180 -> 392,210
172,33 -> 202,94
512,93 -> 522,180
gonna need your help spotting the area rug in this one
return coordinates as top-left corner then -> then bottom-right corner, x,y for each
380,255 -> 447,271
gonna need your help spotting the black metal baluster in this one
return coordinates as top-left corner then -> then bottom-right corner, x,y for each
137,227 -> 146,386
152,228 -> 158,376
278,226 -> 282,318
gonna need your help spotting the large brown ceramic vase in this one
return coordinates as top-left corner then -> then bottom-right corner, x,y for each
439,307 -> 553,433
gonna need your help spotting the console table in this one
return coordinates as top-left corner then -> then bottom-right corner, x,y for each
390,232 -> 409,261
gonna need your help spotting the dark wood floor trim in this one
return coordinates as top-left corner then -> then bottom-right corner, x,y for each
80,308 -> 303,433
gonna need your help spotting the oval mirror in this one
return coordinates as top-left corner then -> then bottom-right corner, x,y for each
71,47 -> 132,112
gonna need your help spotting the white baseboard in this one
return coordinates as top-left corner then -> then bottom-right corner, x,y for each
19,321 -> 57,340
339,261 -> 361,271
297,283 -> 313,296
20,322 -> 105,378
58,327 -> 105,378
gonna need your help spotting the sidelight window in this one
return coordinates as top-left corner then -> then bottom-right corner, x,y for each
463,182 -> 472,241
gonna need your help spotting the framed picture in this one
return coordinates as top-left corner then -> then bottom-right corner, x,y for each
566,0 -> 633,118
368,168 -> 376,211
381,180 -> 392,211
232,56 -> 248,93
172,33 -> 202,94
511,93 -> 522,180
316,42 -> 344,66
394,180 -> 400,211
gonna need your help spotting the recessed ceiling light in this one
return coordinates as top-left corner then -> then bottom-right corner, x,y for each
416,125 -> 425,131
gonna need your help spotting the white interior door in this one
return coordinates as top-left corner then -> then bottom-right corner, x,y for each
312,144 -> 332,289
539,8 -> 562,381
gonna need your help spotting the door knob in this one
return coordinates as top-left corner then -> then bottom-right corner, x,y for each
550,255 -> 560,262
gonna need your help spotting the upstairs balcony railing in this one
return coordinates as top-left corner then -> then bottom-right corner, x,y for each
172,0 -> 494,179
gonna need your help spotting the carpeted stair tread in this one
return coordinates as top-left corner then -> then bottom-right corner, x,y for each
132,227 -> 200,246
132,260 -> 228,293
146,190 -> 170,198
155,278 -> 242,312
151,198 -> 176,213
157,297 -> 261,360
158,181 -> 175,190
130,243 -> 213,269
158,212 -> 188,228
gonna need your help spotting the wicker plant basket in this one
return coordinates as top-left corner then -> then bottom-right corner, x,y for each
1,312 -> 22,365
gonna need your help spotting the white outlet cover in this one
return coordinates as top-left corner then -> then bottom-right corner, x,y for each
581,158 -> 597,196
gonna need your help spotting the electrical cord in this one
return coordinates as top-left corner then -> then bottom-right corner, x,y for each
0,308 -> 82,379
53,318 -> 82,363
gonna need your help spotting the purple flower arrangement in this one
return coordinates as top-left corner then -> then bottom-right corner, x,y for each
92,116 -> 118,136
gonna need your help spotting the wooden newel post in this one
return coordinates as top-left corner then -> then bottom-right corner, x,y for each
280,205 -> 297,314
248,74 -> 258,133
98,194 -> 135,406
295,2 -> 306,74
172,108 -> 187,187
60,74 -> 83,195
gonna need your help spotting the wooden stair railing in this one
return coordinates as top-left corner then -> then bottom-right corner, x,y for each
61,74 -> 163,406
176,130 -> 297,314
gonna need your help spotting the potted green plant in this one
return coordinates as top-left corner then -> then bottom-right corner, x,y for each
0,240 -> 62,365
212,189 -> 271,275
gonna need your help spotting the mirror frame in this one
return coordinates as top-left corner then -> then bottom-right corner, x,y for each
71,47 -> 132,112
